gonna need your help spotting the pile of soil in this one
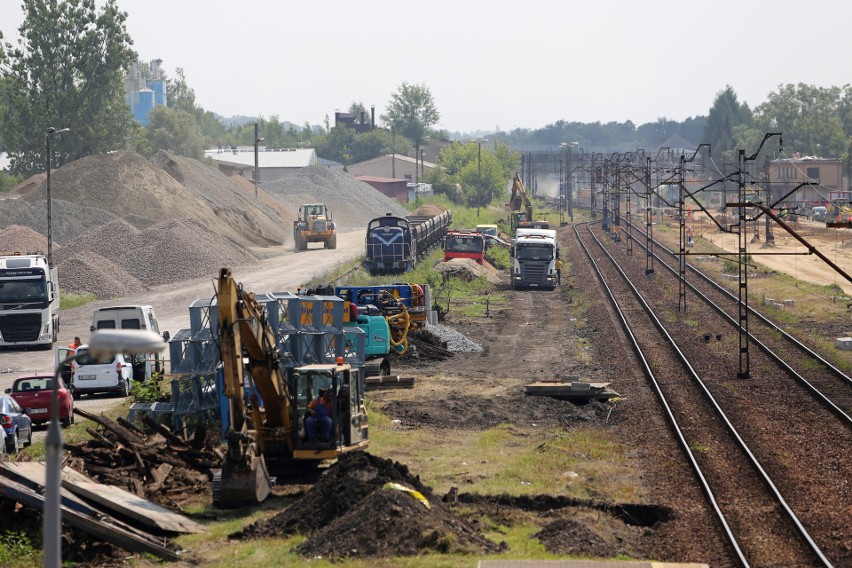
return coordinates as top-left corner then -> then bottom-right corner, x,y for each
56,251 -> 147,299
411,203 -> 448,217
231,452 -> 501,559
434,257 -> 504,284
261,166 -> 408,231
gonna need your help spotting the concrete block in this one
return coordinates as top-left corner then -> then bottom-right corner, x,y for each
783,299 -> 795,307
836,337 -> 852,350
764,298 -> 775,306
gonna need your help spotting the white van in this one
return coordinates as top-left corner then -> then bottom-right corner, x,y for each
69,344 -> 133,397
89,305 -> 168,382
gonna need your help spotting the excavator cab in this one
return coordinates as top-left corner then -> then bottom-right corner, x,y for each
290,360 -> 369,458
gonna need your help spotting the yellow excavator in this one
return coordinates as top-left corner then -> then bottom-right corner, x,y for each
507,173 -> 549,234
213,268 -> 369,507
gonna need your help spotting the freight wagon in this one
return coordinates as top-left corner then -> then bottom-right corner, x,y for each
364,209 -> 452,274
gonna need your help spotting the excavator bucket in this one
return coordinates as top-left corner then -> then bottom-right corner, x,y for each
213,451 -> 272,508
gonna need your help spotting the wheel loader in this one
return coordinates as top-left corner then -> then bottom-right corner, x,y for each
213,268 -> 368,507
293,203 -> 337,250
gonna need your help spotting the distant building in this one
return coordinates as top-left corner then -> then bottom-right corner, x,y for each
355,176 -> 409,203
334,107 -> 375,134
346,154 -> 438,181
124,59 -> 167,126
204,147 -> 318,182
768,155 -> 845,205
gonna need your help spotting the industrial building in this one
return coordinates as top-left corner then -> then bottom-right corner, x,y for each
124,59 -> 167,126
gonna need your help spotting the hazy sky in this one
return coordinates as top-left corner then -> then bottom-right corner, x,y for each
1,0 -> 849,133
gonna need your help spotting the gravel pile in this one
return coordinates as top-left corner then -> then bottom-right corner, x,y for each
56,251 -> 147,299
261,166 -> 407,231
0,198 -> 119,242
0,224 -> 53,254
426,323 -> 483,353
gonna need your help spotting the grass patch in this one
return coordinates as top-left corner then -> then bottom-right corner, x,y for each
0,532 -> 41,568
60,292 -> 96,310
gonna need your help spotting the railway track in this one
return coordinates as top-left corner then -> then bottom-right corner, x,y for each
572,222 -> 851,567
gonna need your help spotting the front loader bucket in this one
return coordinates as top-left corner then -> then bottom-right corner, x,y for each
213,453 -> 272,508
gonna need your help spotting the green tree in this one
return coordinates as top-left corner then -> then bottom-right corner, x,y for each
315,126 -> 357,164
166,68 -> 197,114
0,0 -> 135,176
702,86 -> 753,161
349,129 -> 410,164
143,106 -> 205,159
381,82 -> 440,168
435,141 -> 513,207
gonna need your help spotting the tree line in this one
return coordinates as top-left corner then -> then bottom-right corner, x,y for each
1,0 -> 849,191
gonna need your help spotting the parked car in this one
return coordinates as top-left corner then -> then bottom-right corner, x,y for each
5,373 -> 75,428
0,395 -> 33,453
812,206 -> 828,222
70,345 -> 134,397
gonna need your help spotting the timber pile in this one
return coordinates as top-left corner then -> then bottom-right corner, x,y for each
399,328 -> 454,361
65,408 -> 220,510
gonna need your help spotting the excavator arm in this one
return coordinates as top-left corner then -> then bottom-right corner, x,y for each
215,267 -> 291,506
508,173 -> 534,228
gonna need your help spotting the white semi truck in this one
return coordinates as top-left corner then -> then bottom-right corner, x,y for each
0,254 -> 60,348
510,228 -> 559,290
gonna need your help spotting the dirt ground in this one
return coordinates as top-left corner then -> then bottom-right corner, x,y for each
689,214 -> 852,295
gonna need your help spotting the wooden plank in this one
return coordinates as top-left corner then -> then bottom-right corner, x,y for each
0,474 -> 179,560
61,470 -> 204,534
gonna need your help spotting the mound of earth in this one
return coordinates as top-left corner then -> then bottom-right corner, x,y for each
434,257 -> 504,284
0,224 -> 53,254
231,452 -> 500,559
56,251 -> 146,299
260,166 -> 408,231
410,203 -> 448,217
12,150 -> 288,249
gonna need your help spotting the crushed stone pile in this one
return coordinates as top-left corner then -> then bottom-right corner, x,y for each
0,198 -> 122,242
434,257 -> 504,284
410,203 -> 448,217
261,166 -> 408,231
425,323 -> 484,353
230,452 -> 500,559
56,251 -> 146,299
0,224 -> 53,254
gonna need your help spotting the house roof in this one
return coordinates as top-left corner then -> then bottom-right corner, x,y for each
205,147 -> 317,168
349,154 -> 438,169
355,175 -> 409,184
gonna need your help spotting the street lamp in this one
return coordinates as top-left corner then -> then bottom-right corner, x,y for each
45,127 -> 70,267
471,138 -> 489,217
254,123 -> 264,199
44,329 -> 167,568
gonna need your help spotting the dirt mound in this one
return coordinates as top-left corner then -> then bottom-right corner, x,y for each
410,204 -> 448,217
434,258 -> 505,284
0,224 -> 52,254
231,452 -> 499,559
261,166 -> 408,231
56,251 -> 146,299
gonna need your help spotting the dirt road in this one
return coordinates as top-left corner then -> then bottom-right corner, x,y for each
0,229 -> 365,417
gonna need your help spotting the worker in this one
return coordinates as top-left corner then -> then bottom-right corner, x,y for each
68,336 -> 82,352
306,390 -> 333,443
555,257 -> 564,285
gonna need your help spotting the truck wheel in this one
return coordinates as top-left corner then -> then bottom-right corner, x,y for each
326,234 -> 337,249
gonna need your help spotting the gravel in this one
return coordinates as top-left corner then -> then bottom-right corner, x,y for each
426,323 -> 484,353
261,166 -> 408,231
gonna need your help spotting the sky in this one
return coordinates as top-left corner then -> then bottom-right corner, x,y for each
1,0 -> 850,134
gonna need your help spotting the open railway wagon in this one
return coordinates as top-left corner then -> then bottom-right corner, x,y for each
364,207 -> 451,274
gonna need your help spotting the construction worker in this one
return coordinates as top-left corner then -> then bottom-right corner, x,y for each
68,336 -> 82,352
305,390 -> 333,443
555,257 -> 564,285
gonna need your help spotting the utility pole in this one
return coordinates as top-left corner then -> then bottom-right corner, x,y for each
254,124 -> 264,199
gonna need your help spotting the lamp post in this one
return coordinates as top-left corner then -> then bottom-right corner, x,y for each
253,123 -> 264,199
45,127 -> 70,267
44,329 -> 167,567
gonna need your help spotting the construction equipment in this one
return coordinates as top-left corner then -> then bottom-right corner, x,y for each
293,203 -> 336,250
213,268 -> 368,507
510,228 -> 559,290
442,230 -> 487,265
336,284 -> 427,355
507,173 -> 549,235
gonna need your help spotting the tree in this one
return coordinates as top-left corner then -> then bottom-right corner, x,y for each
349,129 -> 410,164
435,141 -> 513,206
0,0 -> 136,176
381,82 -> 440,165
702,86 -> 753,161
143,106 -> 205,159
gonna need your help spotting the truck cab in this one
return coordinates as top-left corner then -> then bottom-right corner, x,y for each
511,229 -> 558,290
0,254 -> 59,348
442,230 -> 486,264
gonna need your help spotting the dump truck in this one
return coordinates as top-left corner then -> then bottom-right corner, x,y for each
510,228 -> 559,290
213,268 -> 368,506
294,203 -> 336,250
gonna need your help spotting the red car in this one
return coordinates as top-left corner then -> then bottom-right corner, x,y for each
4,373 -> 75,428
